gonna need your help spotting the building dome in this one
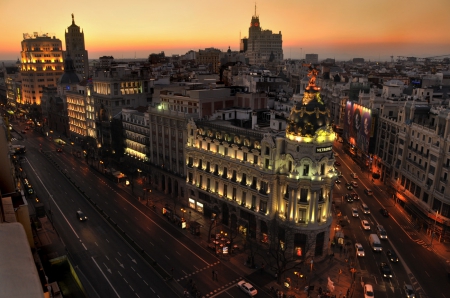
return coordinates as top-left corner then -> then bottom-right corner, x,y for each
286,67 -> 333,139
58,55 -> 80,85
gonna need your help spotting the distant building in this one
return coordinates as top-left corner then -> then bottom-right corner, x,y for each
352,58 -> 365,63
243,10 -> 283,65
20,32 -> 64,105
305,54 -> 318,64
65,14 -> 89,79
196,48 -> 222,74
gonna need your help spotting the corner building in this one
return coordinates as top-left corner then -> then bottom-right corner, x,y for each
185,78 -> 336,260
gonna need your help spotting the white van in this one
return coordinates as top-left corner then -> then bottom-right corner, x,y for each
369,234 -> 382,252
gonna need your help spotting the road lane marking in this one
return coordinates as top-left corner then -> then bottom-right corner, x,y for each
91,257 -> 121,297
82,243 -> 87,250
425,271 -> 430,277
165,255 -> 170,260
26,160 -> 80,239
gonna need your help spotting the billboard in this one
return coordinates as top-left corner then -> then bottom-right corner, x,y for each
343,101 -> 372,154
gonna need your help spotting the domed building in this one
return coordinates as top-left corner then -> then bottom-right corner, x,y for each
185,68 -> 337,268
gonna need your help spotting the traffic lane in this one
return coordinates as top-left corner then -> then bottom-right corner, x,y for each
342,204 -> 399,298
210,280 -> 272,298
50,160 -> 220,280
23,154 -> 176,297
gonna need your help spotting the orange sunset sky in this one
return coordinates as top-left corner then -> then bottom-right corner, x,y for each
1,0 -> 449,61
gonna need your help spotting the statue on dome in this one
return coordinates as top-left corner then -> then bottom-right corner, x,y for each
306,66 -> 320,91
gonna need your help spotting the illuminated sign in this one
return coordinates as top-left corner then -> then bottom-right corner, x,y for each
316,146 -> 332,153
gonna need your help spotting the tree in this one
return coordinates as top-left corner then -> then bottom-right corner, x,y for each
258,216 -> 316,285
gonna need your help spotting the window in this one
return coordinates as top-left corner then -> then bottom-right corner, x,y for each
320,164 -> 325,175
251,195 -> 256,209
253,155 -> 258,164
207,143 -> 210,151
243,152 -> 248,161
199,175 -> 203,187
215,181 -> 219,192
223,167 -> 228,178
224,147 -> 228,156
300,189 -> 308,202
232,170 -> 237,181
265,159 -> 270,169
265,147 -> 270,155
207,178 -> 210,190
188,172 -> 193,183
298,208 -> 306,223
242,192 -> 247,205
223,185 -> 228,198
206,161 -> 210,172
260,200 -> 267,213
285,185 -> 290,199
198,159 -> 203,169
288,161 -> 292,172
303,164 -> 309,176
232,188 -> 237,200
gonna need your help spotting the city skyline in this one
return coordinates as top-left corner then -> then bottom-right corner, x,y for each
1,0 -> 449,62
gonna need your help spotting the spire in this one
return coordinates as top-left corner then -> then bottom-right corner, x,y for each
254,3 -> 257,17
71,13 -> 75,25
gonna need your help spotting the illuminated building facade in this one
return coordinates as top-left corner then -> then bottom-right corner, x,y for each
20,33 -> 64,105
185,69 -> 336,260
196,48 -> 221,74
122,108 -> 149,162
65,14 -> 89,79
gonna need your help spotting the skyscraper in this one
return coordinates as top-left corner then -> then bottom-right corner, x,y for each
65,14 -> 89,79
20,33 -> 64,105
244,7 -> 283,65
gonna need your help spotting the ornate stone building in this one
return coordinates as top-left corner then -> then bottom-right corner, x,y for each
185,70 -> 336,260
65,14 -> 89,79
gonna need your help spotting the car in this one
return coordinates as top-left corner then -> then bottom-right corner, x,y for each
355,243 -> 365,257
76,210 -> 87,221
380,208 -> 389,217
404,284 -> 415,298
335,179 -> 341,184
334,161 -> 341,166
351,173 -> 358,179
345,182 -> 352,187
56,148 -> 63,152
380,262 -> 392,278
351,208 -> 359,217
361,219 -> 371,230
364,284 -> 374,298
350,192 -> 359,200
386,249 -> 399,262
237,280 -> 257,296
346,195 -> 354,203
376,225 -> 388,239
361,203 -> 371,214
351,181 -> 358,188
338,172 -> 343,178
364,189 -> 373,196
346,185 -> 353,190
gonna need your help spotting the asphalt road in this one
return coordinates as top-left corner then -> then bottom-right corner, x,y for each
14,126 -> 261,298
333,142 -> 449,298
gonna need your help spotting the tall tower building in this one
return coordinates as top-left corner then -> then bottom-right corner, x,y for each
244,7 -> 283,65
65,14 -> 89,79
20,33 -> 64,105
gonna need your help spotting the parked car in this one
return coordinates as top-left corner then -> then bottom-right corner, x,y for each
380,262 -> 392,278
404,284 -> 415,298
355,243 -> 365,257
386,249 -> 399,262
380,208 -> 389,217
361,219 -> 371,230
237,280 -> 258,296
364,189 -> 373,196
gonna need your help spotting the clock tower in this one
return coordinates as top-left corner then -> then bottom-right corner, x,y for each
244,6 -> 283,66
